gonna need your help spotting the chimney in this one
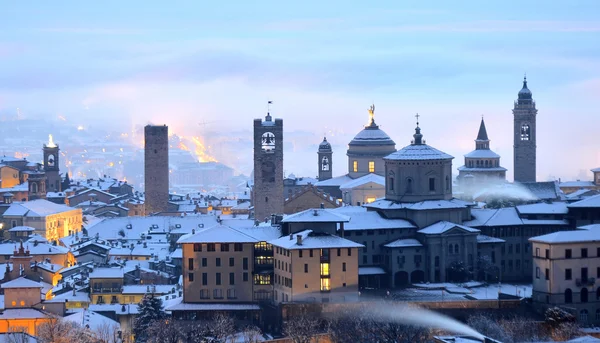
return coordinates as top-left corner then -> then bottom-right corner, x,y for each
296,235 -> 302,245
320,203 -> 324,209
313,209 -> 318,216
289,233 -> 293,241
73,285 -> 76,296
192,229 -> 195,234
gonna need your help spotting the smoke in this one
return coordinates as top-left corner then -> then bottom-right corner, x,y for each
359,303 -> 486,341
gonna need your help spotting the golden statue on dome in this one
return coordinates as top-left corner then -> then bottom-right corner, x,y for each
368,104 -> 375,126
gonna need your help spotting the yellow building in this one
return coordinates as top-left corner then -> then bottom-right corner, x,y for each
89,268 -> 125,305
270,230 -> 362,304
0,165 -> 20,189
0,277 -> 54,336
2,199 -> 83,242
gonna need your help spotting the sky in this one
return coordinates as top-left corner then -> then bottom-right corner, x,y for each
1,1 -> 599,181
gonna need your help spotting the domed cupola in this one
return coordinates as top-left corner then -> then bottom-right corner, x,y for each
346,104 -> 397,178
318,137 -> 332,152
518,75 -> 533,101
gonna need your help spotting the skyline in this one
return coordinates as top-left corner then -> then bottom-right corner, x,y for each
1,1 -> 599,181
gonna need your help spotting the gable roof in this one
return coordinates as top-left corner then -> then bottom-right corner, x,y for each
269,230 -> 364,250
1,277 -> 42,289
339,173 -> 385,190
3,200 -> 77,217
529,229 -> 600,244
281,208 -> 350,223
418,221 -> 479,235
568,194 -> 600,208
177,225 -> 258,244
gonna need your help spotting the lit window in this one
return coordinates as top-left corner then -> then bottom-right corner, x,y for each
320,263 -> 330,277
353,161 -> 358,172
320,278 -> 330,292
366,197 -> 376,203
368,161 -> 375,173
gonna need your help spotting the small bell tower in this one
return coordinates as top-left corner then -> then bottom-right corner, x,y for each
317,137 -> 333,181
43,134 -> 61,192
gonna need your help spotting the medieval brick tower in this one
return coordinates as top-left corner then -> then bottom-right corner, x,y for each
513,76 -> 537,182
253,109 -> 283,222
43,134 -> 61,192
144,125 -> 169,215
317,137 -> 333,181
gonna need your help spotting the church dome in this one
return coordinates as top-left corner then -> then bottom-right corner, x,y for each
349,125 -> 396,147
518,76 -> 532,99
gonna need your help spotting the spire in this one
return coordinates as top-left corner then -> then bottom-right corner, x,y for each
413,113 -> 423,145
476,117 -> 489,141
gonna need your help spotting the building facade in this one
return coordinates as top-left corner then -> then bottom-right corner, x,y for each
513,76 -> 538,182
253,111 -> 284,222
144,125 -> 169,215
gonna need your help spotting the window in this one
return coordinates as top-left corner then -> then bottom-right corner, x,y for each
545,268 -> 549,280
520,124 -> 530,141
582,248 -> 588,258
213,289 -> 223,299
216,273 -> 221,285
304,264 -> 308,273
535,267 -> 540,279
406,178 -> 413,193
254,274 -> 271,285
299,250 -> 303,258
565,289 -> 572,303
207,244 -> 215,252
188,258 -> 194,270
597,247 -> 600,257
581,288 -> 589,303
445,175 -> 449,191
429,177 -> 435,191
202,273 -> 208,285
366,197 -> 376,203
535,247 -> 540,257
320,263 -> 330,277
582,267 -> 588,281
243,258 -> 248,270
310,250 -> 314,258
389,177 -> 394,191
188,273 -> 194,282
200,289 -> 210,299
221,244 -> 229,252
455,244 -> 459,255
229,257 -> 234,267
545,249 -> 549,259
566,249 -> 572,259
202,258 -> 207,267
435,256 -> 440,267
368,161 -> 375,173
229,272 -> 235,285
261,132 -> 275,151
565,269 -> 572,280
348,248 -> 352,256
216,258 -> 221,267
234,243 -> 243,252
321,156 -> 329,171
320,278 -> 331,292
353,161 -> 358,172
337,248 -> 341,257
342,262 -> 346,272
193,243 -> 202,252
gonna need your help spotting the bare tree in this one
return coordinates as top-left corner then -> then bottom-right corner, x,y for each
283,311 -> 321,343
551,322 -> 580,342
146,319 -> 183,343
6,327 -> 32,343
211,313 -> 236,343
240,325 -> 263,343
95,321 -> 124,343
37,317 -> 95,343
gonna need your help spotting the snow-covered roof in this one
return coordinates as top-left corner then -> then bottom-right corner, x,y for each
314,174 -> 353,187
339,173 -> 385,190
568,194 -> 600,208
3,199 -> 78,217
579,224 -> 600,231
281,208 -> 350,223
0,332 -> 38,342
559,181 -> 595,188
0,242 -> 68,256
177,225 -> 257,244
8,226 -> 35,232
418,221 -> 479,235
1,277 -> 42,289
384,238 -> 423,248
366,198 -> 469,211
334,208 -> 415,230
45,291 -> 90,303
385,143 -> 453,161
64,310 -> 120,333
88,303 -> 139,315
122,285 -> 174,295
519,181 -> 565,201
89,268 -> 124,279
46,192 -> 66,198
464,208 -> 522,227
530,230 -> 600,244
457,166 -> 507,172
233,226 -> 281,242
349,123 -> 395,147
358,266 -> 387,275
464,149 -> 500,159
516,202 -> 569,215
0,308 -> 48,320
269,230 -> 364,250
166,299 -> 260,312
476,235 -> 505,244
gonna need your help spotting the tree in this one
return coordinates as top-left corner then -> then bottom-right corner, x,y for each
5,327 -> 32,343
211,313 -> 235,343
240,326 -> 263,343
147,319 -> 182,343
133,293 -> 166,342
62,173 -> 71,191
447,260 -> 470,282
544,307 -> 579,341
283,310 -> 321,343
37,318 -> 95,343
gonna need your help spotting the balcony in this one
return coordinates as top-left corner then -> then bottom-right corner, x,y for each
576,278 -> 595,287
92,287 -> 123,294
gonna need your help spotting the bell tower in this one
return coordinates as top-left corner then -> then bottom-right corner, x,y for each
513,76 -> 537,182
317,137 -> 333,181
43,134 -> 61,192
253,103 -> 283,222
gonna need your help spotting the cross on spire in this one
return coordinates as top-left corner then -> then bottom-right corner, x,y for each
415,113 -> 420,126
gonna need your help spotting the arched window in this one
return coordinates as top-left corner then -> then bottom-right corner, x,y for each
261,132 -> 276,151
565,288 -> 572,303
580,309 -> 589,323
448,244 -> 453,254
520,124 -> 530,141
454,244 -> 459,255
321,156 -> 329,171
30,182 -> 38,194
476,160 -> 480,167
406,178 -> 413,194
388,171 -> 395,192
581,288 -> 589,303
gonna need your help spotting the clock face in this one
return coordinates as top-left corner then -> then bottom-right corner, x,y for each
47,154 -> 55,167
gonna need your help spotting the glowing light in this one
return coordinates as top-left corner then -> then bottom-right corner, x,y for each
77,125 -> 84,131
102,148 -> 106,153
108,162 -> 115,167
47,134 -> 57,148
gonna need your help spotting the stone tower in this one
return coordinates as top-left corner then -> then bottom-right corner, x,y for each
317,137 -> 333,181
513,76 -> 537,182
144,125 -> 169,215
253,110 -> 283,222
43,134 -> 61,192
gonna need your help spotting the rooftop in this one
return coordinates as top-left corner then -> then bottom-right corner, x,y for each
269,230 -> 364,250
339,173 -> 385,190
177,224 -> 257,244
385,143 -> 453,161
418,221 -> 480,235
89,268 -> 124,279
333,207 -> 415,231
384,238 -> 423,248
530,229 -> 600,244
281,208 -> 350,223
568,194 -> 600,208
3,199 -> 78,217
1,277 -> 42,289
366,198 -> 469,211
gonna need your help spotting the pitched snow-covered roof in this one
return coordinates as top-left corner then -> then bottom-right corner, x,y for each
122,285 -> 174,295
464,208 -> 522,227
64,310 -> 120,332
569,194 -> 600,208
366,198 -> 469,211
530,230 -> 600,244
358,266 -> 387,275
579,224 -> 600,231
269,230 -> 364,250
314,174 -> 353,187
0,242 -> 67,256
516,202 -> 569,215
339,173 -> 385,190
3,200 -> 78,217
177,224 -> 257,244
464,149 -> 500,159
281,208 -> 350,223
1,277 -> 42,289
385,143 -> 453,161
8,226 -> 35,232
418,221 -> 479,235
89,268 -> 124,279
335,208 -> 415,231
165,299 -> 260,311
476,235 -> 505,244
519,181 -> 565,201
233,226 -> 281,242
384,238 -> 423,248
559,181 -> 595,188
0,308 -> 48,320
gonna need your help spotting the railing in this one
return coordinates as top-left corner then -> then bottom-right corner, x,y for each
92,287 -> 122,294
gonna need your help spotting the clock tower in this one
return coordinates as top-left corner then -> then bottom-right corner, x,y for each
43,134 -> 61,192
253,106 -> 283,222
